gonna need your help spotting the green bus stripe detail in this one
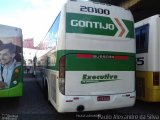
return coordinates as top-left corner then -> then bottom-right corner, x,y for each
66,53 -> 135,71
48,50 -> 135,71
66,13 -> 134,38
122,19 -> 134,38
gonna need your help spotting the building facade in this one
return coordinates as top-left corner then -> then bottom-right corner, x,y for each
23,38 -> 37,66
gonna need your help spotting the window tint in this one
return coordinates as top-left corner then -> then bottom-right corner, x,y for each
136,24 -> 149,53
42,13 -> 61,50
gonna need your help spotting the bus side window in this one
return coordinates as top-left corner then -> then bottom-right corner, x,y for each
46,13 -> 61,50
136,31 -> 140,52
52,53 -> 56,65
47,57 -> 51,66
136,24 -> 149,53
48,53 -> 56,66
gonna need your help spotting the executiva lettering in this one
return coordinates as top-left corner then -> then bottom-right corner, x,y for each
81,74 -> 120,84
71,20 -> 115,30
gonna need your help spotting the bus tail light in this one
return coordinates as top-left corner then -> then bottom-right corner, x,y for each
153,72 -> 160,86
59,56 -> 66,95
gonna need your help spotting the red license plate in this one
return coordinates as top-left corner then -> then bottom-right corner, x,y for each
97,96 -> 110,101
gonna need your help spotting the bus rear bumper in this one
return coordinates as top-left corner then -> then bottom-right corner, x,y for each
56,91 -> 136,112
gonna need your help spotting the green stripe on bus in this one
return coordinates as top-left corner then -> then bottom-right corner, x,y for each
66,13 -> 134,38
66,13 -> 118,36
48,50 -> 135,71
65,53 -> 135,71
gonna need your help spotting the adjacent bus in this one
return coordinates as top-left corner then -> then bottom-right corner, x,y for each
136,14 -> 160,102
0,24 -> 23,97
36,0 -> 135,112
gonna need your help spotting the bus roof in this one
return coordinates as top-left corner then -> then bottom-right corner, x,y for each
65,0 -> 133,20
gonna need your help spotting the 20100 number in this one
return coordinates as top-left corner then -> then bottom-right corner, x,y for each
80,6 -> 110,15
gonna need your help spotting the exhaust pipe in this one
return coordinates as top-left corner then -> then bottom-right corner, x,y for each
77,105 -> 85,112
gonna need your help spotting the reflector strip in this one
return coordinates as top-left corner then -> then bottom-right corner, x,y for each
77,54 -> 93,58
114,56 -> 128,60
77,54 -> 128,60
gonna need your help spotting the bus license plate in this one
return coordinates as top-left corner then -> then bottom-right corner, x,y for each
97,96 -> 110,101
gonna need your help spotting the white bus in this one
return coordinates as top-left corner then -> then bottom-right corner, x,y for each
136,14 -> 160,102
36,0 -> 136,112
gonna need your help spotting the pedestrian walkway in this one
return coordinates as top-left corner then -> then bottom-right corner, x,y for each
0,73 -> 55,115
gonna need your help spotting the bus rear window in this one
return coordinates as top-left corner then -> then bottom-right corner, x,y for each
136,24 -> 149,53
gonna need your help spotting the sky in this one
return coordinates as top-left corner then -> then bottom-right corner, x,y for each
0,0 -> 67,45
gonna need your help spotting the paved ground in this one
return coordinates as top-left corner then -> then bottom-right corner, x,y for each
0,74 -> 160,120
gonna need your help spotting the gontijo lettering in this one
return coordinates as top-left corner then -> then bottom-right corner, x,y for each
71,20 -> 115,30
